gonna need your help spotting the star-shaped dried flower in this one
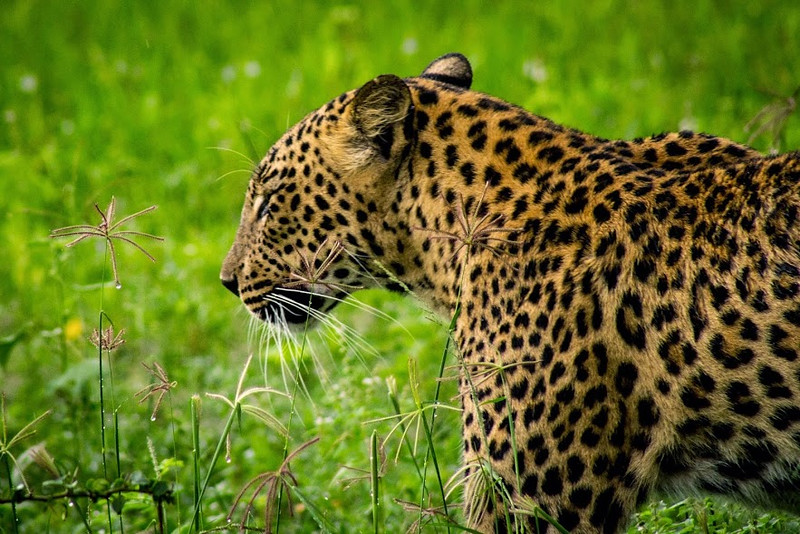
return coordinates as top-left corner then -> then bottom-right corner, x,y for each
135,362 -> 177,421
50,197 -> 164,288
89,326 -> 126,352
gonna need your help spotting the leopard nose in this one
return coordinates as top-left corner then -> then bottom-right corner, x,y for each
221,274 -> 240,297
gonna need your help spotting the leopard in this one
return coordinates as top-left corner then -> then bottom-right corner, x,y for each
221,53 -> 800,533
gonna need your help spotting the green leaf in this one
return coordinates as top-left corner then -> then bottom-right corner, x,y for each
157,457 -> 184,478
0,328 -> 27,369
480,395 -> 507,407
86,477 -> 110,493
41,478 -> 68,494
292,486 -> 336,534
110,494 -> 126,514
120,499 -> 152,513
151,480 -> 171,499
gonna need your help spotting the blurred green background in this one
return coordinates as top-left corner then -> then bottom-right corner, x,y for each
1,1 -> 799,532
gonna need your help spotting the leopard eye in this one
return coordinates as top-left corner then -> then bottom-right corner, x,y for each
256,196 -> 271,220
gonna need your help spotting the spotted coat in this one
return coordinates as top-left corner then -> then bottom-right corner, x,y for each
221,54 -> 800,533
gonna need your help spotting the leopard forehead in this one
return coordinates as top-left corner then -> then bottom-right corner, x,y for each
222,53 -> 800,533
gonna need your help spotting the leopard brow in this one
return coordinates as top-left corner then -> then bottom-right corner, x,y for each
258,183 -> 286,205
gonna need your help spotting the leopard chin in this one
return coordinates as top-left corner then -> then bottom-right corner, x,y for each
251,286 -> 329,325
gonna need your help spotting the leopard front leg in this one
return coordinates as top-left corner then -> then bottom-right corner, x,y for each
458,360 -> 655,533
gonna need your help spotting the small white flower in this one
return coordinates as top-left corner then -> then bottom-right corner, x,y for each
244,61 -> 261,78
285,69 -> 302,98
679,116 -> 699,132
60,120 -> 75,136
4,110 -> 16,123
19,74 -> 38,93
402,38 -> 418,56
522,59 -> 548,83
221,65 -> 236,84
679,101 -> 698,132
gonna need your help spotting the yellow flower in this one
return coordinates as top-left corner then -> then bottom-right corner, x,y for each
64,317 -> 83,342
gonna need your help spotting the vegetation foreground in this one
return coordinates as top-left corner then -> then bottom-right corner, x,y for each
1,1 -> 799,532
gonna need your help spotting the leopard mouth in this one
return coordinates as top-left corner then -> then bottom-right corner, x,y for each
256,286 -> 327,325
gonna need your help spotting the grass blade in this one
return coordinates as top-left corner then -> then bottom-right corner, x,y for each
190,398 -> 238,531
2,454 -> 19,534
370,430 -> 380,534
292,486 -> 336,534
190,395 -> 202,532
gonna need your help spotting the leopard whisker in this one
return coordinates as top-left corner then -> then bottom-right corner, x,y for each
207,145 -> 256,167
276,286 -> 413,337
341,247 -> 399,289
267,291 -> 381,362
267,305 -> 315,399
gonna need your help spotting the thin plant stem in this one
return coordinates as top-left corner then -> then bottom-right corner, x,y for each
414,340 -> 454,530
109,359 -> 120,476
190,403 -> 238,531
499,368 -> 522,494
156,498 -> 166,534
113,410 -> 121,472
56,269 -> 68,373
51,198 -> 163,530
275,313 -> 312,534
416,254 -> 468,531
72,498 -> 95,533
191,396 -> 202,533
370,430 -> 380,534
419,406 -> 448,526
3,454 -> 19,534
95,240 -> 114,534
97,310 -> 114,533
0,485 -> 171,506
114,410 -> 124,534
458,363 -> 498,528
387,392 -> 424,481
97,314 -> 107,474
168,396 -> 182,531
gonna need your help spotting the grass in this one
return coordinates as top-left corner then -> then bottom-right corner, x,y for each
1,0 -> 800,532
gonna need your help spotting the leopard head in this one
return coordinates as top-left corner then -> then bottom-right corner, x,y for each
221,54 -> 472,326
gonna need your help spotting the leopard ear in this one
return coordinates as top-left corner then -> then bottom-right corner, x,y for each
420,53 -> 472,89
351,74 -> 412,158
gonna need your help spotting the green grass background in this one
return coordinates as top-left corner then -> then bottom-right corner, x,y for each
1,1 -> 800,532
